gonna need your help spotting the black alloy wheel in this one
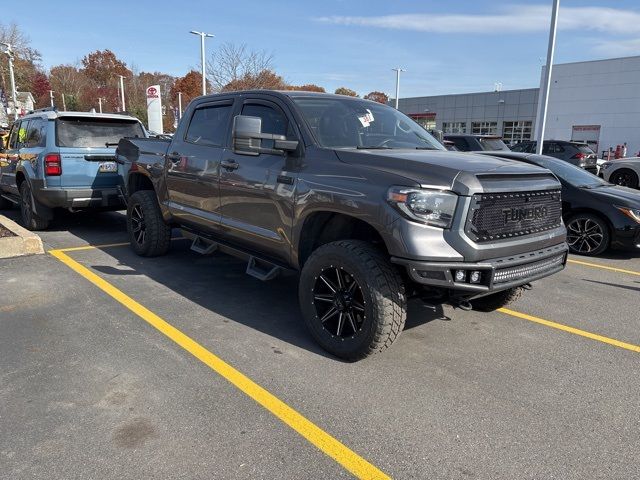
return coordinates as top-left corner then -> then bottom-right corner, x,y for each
130,203 -> 146,247
610,170 -> 639,189
312,266 -> 366,339
126,190 -> 171,257
566,214 -> 609,256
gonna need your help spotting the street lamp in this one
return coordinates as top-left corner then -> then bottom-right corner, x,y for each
117,74 -> 126,111
392,67 -> 405,110
177,92 -> 183,119
190,30 -> 214,96
535,0 -> 560,155
0,42 -> 18,120
98,97 -> 106,113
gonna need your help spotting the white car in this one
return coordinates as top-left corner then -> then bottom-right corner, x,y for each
600,157 -> 640,189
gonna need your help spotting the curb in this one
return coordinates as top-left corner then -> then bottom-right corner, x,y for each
0,215 -> 45,259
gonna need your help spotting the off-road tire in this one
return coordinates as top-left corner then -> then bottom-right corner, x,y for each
19,182 -> 49,230
127,190 -> 171,257
610,169 -> 639,189
471,287 -> 524,312
299,240 -> 407,361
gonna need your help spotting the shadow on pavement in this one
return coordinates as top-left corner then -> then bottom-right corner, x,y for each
75,236 -> 447,360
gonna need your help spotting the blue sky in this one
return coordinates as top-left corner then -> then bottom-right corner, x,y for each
6,1 -> 640,97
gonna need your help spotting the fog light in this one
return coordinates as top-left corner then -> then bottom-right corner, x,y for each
469,271 -> 481,284
454,270 -> 466,282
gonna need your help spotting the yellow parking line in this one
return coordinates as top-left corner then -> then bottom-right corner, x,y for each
49,248 -> 390,480
567,258 -> 640,276
499,308 -> 640,353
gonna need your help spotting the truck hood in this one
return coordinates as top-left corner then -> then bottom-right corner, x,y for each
335,149 -> 560,195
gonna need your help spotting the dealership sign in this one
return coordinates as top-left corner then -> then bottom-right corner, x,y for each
146,85 -> 163,134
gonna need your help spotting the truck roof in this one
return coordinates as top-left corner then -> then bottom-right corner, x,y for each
195,89 -> 379,103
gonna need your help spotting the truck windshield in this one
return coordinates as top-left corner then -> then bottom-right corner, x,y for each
292,97 -> 444,150
56,117 -> 145,148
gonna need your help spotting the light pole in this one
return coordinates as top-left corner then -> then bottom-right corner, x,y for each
190,30 -> 214,96
117,75 -> 126,111
392,67 -> 405,110
1,42 -> 18,120
535,0 -> 560,155
178,92 -> 183,119
98,97 -> 104,113
61,93 -> 67,111
49,90 -> 55,107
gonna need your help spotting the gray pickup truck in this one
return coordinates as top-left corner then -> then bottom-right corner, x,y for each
117,90 -> 567,360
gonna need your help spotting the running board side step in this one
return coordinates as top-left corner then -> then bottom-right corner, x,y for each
190,236 -> 219,255
246,256 -> 281,281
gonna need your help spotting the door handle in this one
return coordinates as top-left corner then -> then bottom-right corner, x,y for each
220,159 -> 239,171
167,153 -> 181,165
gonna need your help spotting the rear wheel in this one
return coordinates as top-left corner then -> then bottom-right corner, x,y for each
566,213 -> 609,256
610,169 -> 639,189
299,240 -> 406,361
19,182 -> 49,230
127,190 -> 171,257
471,287 -> 523,312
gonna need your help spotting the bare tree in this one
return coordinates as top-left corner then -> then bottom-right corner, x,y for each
206,43 -> 274,92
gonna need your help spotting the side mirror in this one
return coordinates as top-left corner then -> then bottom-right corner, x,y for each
232,115 -> 299,156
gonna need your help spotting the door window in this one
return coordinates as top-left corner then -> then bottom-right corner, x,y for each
451,137 -> 470,151
26,118 -> 46,147
241,103 -> 289,149
8,122 -> 21,149
185,104 -> 233,147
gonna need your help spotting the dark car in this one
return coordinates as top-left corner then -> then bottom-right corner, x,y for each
117,90 -> 567,360
443,134 -> 510,152
510,140 -> 598,174
480,151 -> 640,256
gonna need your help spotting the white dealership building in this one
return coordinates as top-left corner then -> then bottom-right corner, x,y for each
397,55 -> 640,157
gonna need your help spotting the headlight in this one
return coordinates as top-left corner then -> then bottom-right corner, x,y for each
615,206 -> 640,224
387,187 -> 458,228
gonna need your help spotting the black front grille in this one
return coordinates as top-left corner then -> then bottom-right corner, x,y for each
466,190 -> 562,242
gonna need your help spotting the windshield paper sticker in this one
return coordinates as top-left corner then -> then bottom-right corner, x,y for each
358,109 -> 375,127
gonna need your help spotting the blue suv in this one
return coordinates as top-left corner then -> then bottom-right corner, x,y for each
0,108 -> 145,230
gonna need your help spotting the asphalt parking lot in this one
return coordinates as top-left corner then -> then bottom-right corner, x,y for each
1,209 -> 639,480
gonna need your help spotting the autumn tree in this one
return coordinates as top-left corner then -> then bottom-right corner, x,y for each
334,87 -> 358,97
49,65 -> 90,110
170,70 -> 206,111
207,43 -> 274,93
222,69 -> 286,92
286,84 -> 325,92
0,22 -> 41,100
364,91 -> 389,104
31,71 -> 52,107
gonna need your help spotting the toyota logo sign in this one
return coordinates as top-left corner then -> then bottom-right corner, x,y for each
146,86 -> 159,98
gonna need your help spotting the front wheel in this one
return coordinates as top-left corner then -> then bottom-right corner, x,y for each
471,287 -> 524,312
566,213 -> 609,256
127,190 -> 171,257
299,240 -> 407,361
610,169 -> 639,189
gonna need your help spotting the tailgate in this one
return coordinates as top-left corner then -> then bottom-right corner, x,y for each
59,147 -> 120,188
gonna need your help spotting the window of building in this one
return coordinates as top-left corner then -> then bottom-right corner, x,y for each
471,121 -> 498,136
442,122 -> 466,134
502,121 -> 532,146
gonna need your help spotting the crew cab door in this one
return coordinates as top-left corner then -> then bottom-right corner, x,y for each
164,98 -> 234,232
219,97 -> 299,263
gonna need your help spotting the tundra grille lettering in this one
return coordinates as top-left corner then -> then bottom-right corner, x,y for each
466,190 -> 562,242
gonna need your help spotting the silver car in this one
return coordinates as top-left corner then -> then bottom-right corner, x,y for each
601,157 -> 640,189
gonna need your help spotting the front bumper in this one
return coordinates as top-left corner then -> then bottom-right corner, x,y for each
34,185 -> 124,209
392,242 -> 568,294
611,226 -> 640,251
